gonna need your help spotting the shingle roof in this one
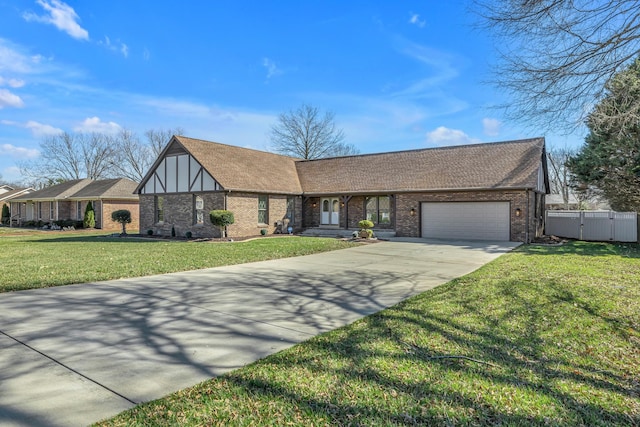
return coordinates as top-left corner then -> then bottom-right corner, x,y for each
175,136 -> 302,194
11,179 -> 93,201
137,136 -> 546,196
71,178 -> 138,199
295,138 -> 546,195
0,187 -> 34,202
10,178 -> 138,201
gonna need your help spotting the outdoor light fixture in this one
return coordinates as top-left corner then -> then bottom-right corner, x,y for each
312,201 -> 317,208
515,208 -> 522,217
341,201 -> 345,207
410,207 -> 416,216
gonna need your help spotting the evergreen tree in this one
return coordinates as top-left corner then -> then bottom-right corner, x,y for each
83,201 -> 96,228
1,204 -> 10,225
568,57 -> 640,211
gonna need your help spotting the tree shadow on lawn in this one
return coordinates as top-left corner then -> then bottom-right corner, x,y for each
212,279 -> 639,426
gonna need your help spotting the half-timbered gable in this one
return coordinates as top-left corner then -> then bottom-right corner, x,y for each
139,140 -> 221,195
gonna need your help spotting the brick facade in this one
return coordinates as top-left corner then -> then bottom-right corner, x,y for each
139,192 -> 302,238
10,198 -> 139,230
102,200 -> 140,232
395,190 -> 541,242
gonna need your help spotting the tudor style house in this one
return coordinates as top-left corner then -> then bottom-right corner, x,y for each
10,178 -> 139,231
136,136 -> 549,242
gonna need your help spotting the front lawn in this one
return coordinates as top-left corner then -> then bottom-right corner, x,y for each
0,230 -> 357,293
96,241 -> 640,426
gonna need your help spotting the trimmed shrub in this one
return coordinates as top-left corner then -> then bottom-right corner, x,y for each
185,231 -> 193,239
209,210 -> 235,238
358,219 -> 374,230
1,204 -> 9,225
111,209 -> 132,235
83,201 -> 95,229
147,229 -> 154,236
260,228 -> 267,236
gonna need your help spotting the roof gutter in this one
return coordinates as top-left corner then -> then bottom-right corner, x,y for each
302,186 -> 541,197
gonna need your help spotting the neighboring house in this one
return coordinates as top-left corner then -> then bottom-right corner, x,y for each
545,193 -> 610,210
136,136 -> 550,242
1,185 -> 35,223
10,178 -> 139,231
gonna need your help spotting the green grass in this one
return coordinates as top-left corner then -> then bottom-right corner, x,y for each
96,241 -> 640,426
0,229 -> 357,293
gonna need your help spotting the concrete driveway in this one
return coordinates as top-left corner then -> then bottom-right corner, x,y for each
0,238 -> 519,426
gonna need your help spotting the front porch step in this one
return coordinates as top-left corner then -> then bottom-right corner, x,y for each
300,227 -> 396,239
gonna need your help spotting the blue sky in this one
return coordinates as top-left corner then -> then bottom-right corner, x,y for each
0,0 -> 583,184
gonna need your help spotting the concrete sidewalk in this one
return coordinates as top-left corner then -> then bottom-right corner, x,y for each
0,238 -> 519,426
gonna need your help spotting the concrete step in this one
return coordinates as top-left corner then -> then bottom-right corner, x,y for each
300,228 -> 396,239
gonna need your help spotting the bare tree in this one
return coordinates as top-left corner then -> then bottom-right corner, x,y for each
270,104 -> 356,159
111,129 -> 153,182
547,146 -> 577,209
20,132 -> 118,186
20,127 -> 184,187
112,127 -> 184,182
474,0 -> 640,132
145,127 -> 184,157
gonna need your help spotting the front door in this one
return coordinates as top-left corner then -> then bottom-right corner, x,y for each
321,198 -> 340,225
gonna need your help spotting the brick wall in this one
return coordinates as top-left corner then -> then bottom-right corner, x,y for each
395,190 -> 533,242
139,192 -> 302,238
227,192 -> 294,237
140,192 -> 224,238
102,200 -> 140,232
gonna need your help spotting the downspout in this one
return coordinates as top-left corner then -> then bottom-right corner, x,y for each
525,189 -> 530,243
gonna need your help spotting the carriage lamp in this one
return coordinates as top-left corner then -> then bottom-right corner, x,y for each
410,207 -> 416,216
515,208 -> 522,217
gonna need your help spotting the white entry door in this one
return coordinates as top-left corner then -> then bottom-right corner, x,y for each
321,198 -> 340,225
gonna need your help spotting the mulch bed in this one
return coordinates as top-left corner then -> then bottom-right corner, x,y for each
531,235 -> 568,245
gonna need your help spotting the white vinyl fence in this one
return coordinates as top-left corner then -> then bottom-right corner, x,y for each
545,210 -> 638,242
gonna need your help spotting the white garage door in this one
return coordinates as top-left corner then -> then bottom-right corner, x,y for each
421,202 -> 510,241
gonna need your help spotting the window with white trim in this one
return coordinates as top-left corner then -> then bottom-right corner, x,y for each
258,195 -> 268,224
194,195 -> 204,225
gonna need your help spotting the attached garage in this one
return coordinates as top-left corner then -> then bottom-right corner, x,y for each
421,201 -> 511,241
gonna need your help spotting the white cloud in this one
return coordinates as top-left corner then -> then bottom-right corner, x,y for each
0,89 -> 24,108
2,166 -> 23,182
25,120 -> 64,137
99,36 -> 129,58
74,116 -> 122,133
0,39 -> 41,74
426,126 -> 481,146
0,143 -> 40,159
482,118 -> 502,136
262,57 -> 283,80
1,119 -> 63,137
409,13 -> 426,28
392,39 -> 459,99
23,0 -> 89,41
0,77 -> 25,88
